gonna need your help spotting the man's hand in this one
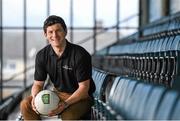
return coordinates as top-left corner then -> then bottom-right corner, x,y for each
31,80 -> 44,114
31,97 -> 40,114
48,101 -> 68,117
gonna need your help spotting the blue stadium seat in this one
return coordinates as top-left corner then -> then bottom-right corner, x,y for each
170,96 -> 180,120
123,82 -> 152,119
123,79 -> 138,114
109,78 -> 127,110
132,83 -> 153,119
154,38 -> 164,84
154,90 -> 179,120
91,68 -> 116,120
141,85 -> 166,119
107,76 -> 121,104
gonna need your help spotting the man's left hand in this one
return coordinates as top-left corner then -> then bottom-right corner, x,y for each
48,101 -> 68,117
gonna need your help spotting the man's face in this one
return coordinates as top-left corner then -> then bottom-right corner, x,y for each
44,23 -> 66,47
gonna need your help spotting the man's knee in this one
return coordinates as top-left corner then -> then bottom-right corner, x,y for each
20,96 -> 41,120
61,111 -> 79,120
61,97 -> 93,120
20,96 -> 32,111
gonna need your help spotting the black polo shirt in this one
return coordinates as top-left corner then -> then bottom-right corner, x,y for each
34,40 -> 95,96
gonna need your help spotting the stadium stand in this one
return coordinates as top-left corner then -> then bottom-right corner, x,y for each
91,68 -> 180,120
92,12 -> 180,90
91,12 -> 180,120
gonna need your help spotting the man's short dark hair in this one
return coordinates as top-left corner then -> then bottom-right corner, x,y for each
43,15 -> 67,33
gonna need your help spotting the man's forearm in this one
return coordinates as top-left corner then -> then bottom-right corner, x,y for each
65,87 -> 88,105
65,80 -> 90,105
31,81 -> 44,98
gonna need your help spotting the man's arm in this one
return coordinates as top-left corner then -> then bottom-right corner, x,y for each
31,80 -> 45,113
48,79 -> 90,116
65,79 -> 90,105
31,80 -> 45,98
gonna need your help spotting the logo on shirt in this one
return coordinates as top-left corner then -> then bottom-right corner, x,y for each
62,65 -> 73,70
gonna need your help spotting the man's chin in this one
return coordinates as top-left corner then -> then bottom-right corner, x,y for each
51,42 -> 61,46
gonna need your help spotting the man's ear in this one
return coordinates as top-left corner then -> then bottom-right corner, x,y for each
44,32 -> 47,37
64,29 -> 67,36
44,32 -> 49,43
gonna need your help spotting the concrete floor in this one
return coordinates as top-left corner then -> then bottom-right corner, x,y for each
8,104 -> 20,120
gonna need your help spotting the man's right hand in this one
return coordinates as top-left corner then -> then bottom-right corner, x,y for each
31,96 -> 40,114
31,80 -> 45,114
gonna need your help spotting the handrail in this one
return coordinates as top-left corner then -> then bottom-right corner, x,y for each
76,13 -> 139,45
3,65 -> 34,83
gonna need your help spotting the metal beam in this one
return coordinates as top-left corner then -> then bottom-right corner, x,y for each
0,0 -> 3,102
23,0 -> 27,89
93,0 -> 97,54
116,0 -> 120,41
70,0 -> 73,43
47,0 -> 50,16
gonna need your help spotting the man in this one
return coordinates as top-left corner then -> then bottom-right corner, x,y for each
20,15 -> 95,120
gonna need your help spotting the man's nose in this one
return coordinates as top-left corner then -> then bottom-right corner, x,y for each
52,31 -> 58,37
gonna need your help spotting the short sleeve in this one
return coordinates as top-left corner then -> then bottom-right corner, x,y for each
75,51 -> 92,82
34,52 -> 47,81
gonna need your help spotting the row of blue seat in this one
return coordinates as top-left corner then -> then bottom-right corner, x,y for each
93,33 -> 180,89
142,12 -> 180,37
92,11 -> 180,120
108,35 -> 180,54
91,68 -> 180,120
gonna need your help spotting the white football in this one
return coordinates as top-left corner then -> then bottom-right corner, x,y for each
34,90 -> 60,115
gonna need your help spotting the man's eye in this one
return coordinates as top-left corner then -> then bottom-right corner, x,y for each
58,29 -> 64,32
48,31 -> 53,34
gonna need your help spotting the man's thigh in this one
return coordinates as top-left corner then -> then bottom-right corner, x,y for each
60,97 -> 93,120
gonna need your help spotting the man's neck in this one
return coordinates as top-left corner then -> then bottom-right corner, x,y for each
53,40 -> 66,58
